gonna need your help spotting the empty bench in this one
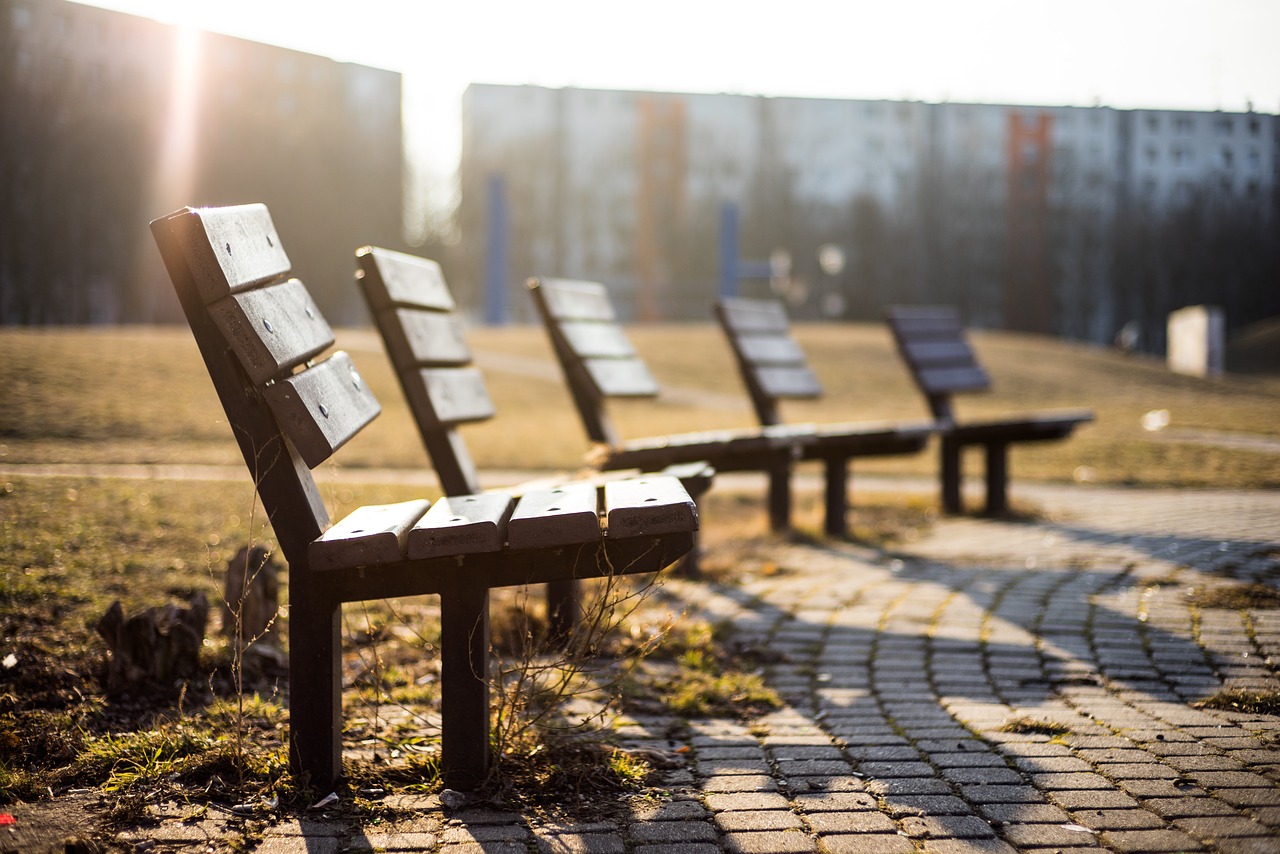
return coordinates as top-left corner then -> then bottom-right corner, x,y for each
714,297 -> 933,537
885,305 -> 1094,515
529,278 -> 918,535
151,204 -> 698,790
355,245 -> 712,599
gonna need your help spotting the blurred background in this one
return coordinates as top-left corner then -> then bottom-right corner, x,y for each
2,0 -> 1277,358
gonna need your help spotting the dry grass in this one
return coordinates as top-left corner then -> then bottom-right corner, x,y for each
2,323 -> 1277,487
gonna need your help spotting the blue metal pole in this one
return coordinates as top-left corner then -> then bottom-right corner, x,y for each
484,173 -> 508,325
719,202 -> 739,300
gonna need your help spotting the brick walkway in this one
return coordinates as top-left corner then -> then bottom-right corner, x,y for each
134,483 -> 1280,853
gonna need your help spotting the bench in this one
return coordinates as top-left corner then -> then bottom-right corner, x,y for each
714,297 -> 932,537
528,278 -> 917,535
885,305 -> 1094,515
151,204 -> 698,790
354,245 -> 713,599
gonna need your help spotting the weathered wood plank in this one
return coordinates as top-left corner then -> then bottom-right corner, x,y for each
604,476 -> 699,539
407,492 -> 514,559
506,484 -> 601,549
735,334 -> 808,367
309,499 -> 430,570
718,298 -> 790,333
584,357 -> 660,397
886,307 -> 965,337
756,366 -> 823,399
916,364 -> 991,395
900,338 -> 975,367
533,278 -> 617,322
179,204 -> 292,304
262,351 -> 382,468
357,246 -> 455,312
559,321 -> 637,358
209,278 -> 335,385
381,307 -> 471,367
412,367 -> 496,425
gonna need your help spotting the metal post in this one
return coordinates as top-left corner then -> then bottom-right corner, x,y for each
485,173 -> 508,325
719,202 -> 739,300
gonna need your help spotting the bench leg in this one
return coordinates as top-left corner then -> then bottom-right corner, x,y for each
440,582 -> 491,790
767,461 -> 792,533
823,456 -> 848,538
940,436 -> 963,514
288,591 -> 342,789
984,442 -> 1009,517
545,579 -> 579,644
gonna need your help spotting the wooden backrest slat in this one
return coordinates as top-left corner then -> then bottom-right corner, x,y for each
262,350 -> 382,468
209,279 -> 335,385
410,367 -> 496,426
408,492 -> 514,559
357,246 -> 455,312
536,278 -> 618,322
173,204 -> 292,304
718,297 -> 790,334
560,321 -> 638,359
584,357 -> 661,398
604,476 -> 699,538
885,306 -> 993,403
735,334 -> 808,367
756,366 -> 824,399
380,308 -> 472,367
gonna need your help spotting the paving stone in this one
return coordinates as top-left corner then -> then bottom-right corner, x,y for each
706,792 -> 793,812
999,822 -> 1103,847
255,839 -> 341,854
1047,789 -> 1143,810
715,810 -> 804,832
1215,787 -> 1280,807
630,799 -> 711,821
1066,808 -> 1167,830
857,761 -> 936,778
900,814 -> 998,840
953,784 -> 1044,804
817,834 -> 915,854
535,831 -> 626,853
974,801 -> 1072,824
356,832 -> 440,851
1100,827 -> 1208,851
914,838 -> 1018,854
1030,771 -> 1115,790
629,820 -> 718,844
699,759 -> 774,776
791,792 -> 879,813
702,774 -> 779,793
941,766 -> 1026,785
805,810 -> 898,834
722,829 -> 818,853
867,777 -> 954,796
440,824 -> 530,844
880,795 -> 971,817
633,845 -> 720,854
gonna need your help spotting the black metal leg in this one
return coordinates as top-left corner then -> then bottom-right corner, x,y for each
288,590 -> 342,789
824,456 -> 848,538
940,436 -> 963,514
984,441 -> 1009,516
545,578 -> 579,643
767,460 -> 792,533
440,582 -> 490,790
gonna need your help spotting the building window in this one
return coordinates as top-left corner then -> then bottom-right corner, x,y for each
1146,115 -> 1160,132
1215,116 -> 1234,135
1220,147 -> 1234,169
1175,116 -> 1193,133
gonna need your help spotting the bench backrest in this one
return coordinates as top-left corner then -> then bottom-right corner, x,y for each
884,305 -> 990,422
151,205 -> 381,567
714,297 -> 822,426
527,277 -> 659,447
356,247 -> 494,496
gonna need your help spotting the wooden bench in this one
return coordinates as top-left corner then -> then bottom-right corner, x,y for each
713,297 -> 932,537
151,204 -> 698,790
885,305 -> 1094,515
355,245 -> 713,599
528,278 -> 920,535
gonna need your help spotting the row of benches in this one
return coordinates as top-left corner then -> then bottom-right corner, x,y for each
152,203 -> 1091,791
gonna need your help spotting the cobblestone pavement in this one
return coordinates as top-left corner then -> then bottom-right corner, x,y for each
121,484 -> 1280,853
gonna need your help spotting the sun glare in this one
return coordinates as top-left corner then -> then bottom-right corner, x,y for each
153,24 -> 202,211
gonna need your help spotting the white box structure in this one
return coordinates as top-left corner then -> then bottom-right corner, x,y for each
1168,305 -> 1225,377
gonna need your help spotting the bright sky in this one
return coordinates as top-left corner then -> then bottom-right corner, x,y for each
73,0 -> 1280,212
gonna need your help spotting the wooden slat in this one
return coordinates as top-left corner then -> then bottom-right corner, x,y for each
718,298 -> 790,333
407,492 -> 514,559
886,307 -> 965,337
736,334 -> 808,367
604,476 -> 698,539
584,357 -> 660,398
357,246 -> 455,312
900,338 -> 975,368
209,278 -> 335,385
410,367 -> 496,425
506,484 -> 601,549
309,499 -> 430,571
179,205 -> 292,304
263,350 -> 382,468
560,321 -> 637,358
916,364 -> 991,395
380,307 -> 471,367
534,278 -> 618,322
756,366 -> 823,399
